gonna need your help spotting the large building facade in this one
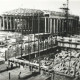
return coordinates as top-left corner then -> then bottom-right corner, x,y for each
0,8 -> 79,36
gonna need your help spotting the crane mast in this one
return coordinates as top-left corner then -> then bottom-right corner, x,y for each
60,0 -> 69,36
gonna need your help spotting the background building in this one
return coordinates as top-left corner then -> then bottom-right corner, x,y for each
0,8 -> 79,36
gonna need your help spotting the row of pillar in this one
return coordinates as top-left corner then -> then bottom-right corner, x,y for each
2,16 -> 77,35
44,17 -> 74,36
45,18 -> 65,34
2,16 -> 13,30
2,16 -> 32,32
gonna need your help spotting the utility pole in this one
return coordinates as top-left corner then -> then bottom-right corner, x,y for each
60,0 -> 71,75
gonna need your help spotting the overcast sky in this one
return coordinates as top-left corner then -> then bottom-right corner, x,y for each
0,0 -> 80,16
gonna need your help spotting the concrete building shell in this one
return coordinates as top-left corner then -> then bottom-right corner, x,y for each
0,8 -> 79,36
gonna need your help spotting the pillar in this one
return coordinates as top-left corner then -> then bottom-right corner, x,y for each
3,16 -> 5,30
21,17 -> 23,34
48,18 -> 50,33
50,18 -> 52,33
54,19 -> 55,34
10,17 -> 12,30
71,20 -> 73,34
7,17 -> 9,30
45,17 -> 46,33
70,19 -> 72,34
57,19 -> 58,35
58,19 -> 59,34
59,19 -> 61,35
12,17 -> 16,30
61,19 -> 62,35
25,18 -> 27,34
71,20 -> 72,34
52,19 -> 53,34
32,17 -> 33,34
68,19 -> 70,34
62,19 -> 64,34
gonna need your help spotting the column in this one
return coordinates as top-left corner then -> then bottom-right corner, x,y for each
57,19 -> 58,35
69,19 -> 70,34
52,19 -> 53,34
50,18 -> 52,33
10,17 -> 12,31
22,18 -> 23,34
7,17 -> 9,30
61,19 -> 63,34
67,19 -> 69,34
61,19 -> 62,35
71,20 -> 73,34
32,17 -> 33,34
27,18 -> 29,34
59,19 -> 61,35
45,17 -> 46,33
70,19 -> 72,34
13,17 -> 16,31
76,20 -> 78,34
62,19 -> 64,33
58,20 -> 60,34
48,18 -> 50,33
54,19 -> 55,34
25,17 -> 27,34
2,16 -> 5,30
71,20 -> 72,34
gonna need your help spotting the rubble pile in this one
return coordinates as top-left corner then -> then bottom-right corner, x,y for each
53,50 -> 80,76
30,49 -> 80,76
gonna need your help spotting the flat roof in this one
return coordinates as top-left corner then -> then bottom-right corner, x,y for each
2,8 -> 79,19
3,8 -> 43,16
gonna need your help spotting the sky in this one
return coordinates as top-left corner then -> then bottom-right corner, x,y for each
0,0 -> 80,16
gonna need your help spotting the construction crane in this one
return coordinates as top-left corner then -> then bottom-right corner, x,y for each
60,0 -> 72,75
60,0 -> 69,36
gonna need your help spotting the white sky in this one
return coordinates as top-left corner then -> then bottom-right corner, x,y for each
0,0 -> 80,16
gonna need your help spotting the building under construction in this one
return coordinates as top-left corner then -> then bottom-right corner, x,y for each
0,8 -> 79,36
0,1 -> 80,79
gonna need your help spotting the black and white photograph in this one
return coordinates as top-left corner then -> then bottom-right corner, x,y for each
0,0 -> 80,80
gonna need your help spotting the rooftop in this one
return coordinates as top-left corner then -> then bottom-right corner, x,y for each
2,8 -> 79,19
3,8 -> 43,16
